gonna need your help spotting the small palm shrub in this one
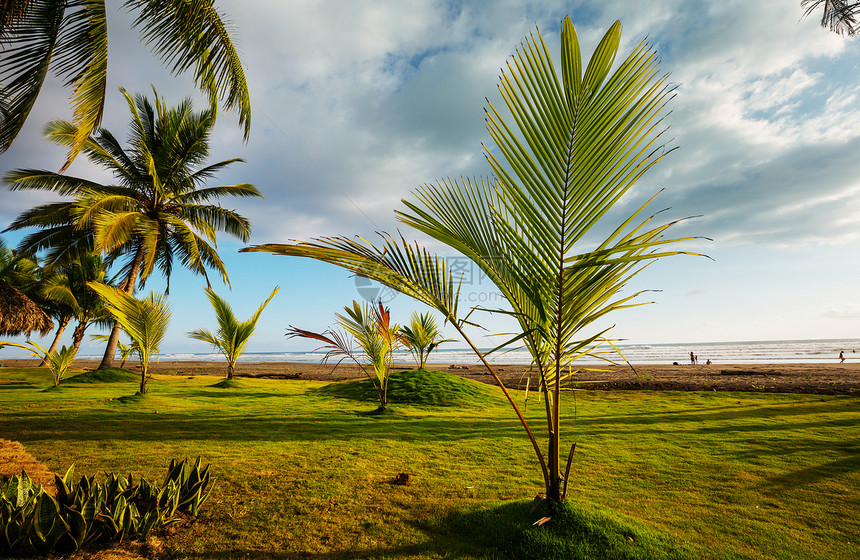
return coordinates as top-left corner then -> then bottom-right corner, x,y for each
0,341 -> 77,386
397,311 -> 452,369
289,301 -> 400,411
188,287 -> 279,379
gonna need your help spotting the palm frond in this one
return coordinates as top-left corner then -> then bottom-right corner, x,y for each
51,0 -> 107,170
125,0 -> 251,139
802,0 -> 860,36
0,0 -> 64,152
243,233 -> 461,323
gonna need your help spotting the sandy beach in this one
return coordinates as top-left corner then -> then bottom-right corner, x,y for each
3,358 -> 859,395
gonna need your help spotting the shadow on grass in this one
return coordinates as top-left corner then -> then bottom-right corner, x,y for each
0,381 -> 36,390
762,445 -> 860,490
1,409 -> 528,444
174,501 -> 697,560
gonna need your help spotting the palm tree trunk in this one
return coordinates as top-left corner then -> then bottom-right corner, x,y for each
227,362 -> 234,380
548,361 -> 562,502
71,321 -> 87,353
139,364 -> 147,394
97,244 -> 145,370
39,316 -> 70,366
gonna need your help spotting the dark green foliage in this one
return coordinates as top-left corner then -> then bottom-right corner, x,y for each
314,368 -> 495,408
65,368 -> 138,384
0,458 -> 212,556
441,500 -> 695,560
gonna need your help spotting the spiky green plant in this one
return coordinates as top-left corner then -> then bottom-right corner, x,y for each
188,287 -> 279,379
244,18 -> 702,502
289,301 -> 400,411
398,311 -> 452,369
88,283 -> 170,394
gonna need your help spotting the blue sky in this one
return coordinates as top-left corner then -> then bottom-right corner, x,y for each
2,0 -> 860,356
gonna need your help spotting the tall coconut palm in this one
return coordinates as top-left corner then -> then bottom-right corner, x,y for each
244,18 -> 702,504
88,282 -> 170,394
4,88 -> 262,369
0,0 -> 251,168
802,0 -> 860,36
188,286 -> 278,380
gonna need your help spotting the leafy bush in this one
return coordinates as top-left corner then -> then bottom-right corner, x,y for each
0,457 -> 212,556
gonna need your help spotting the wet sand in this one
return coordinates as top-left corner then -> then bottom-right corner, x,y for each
3,359 -> 859,395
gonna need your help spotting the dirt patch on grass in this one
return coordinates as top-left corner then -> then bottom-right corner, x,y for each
0,438 -> 56,493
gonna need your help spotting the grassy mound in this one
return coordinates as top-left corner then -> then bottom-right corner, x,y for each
210,378 -> 242,389
66,368 -> 138,384
441,500 -> 694,560
314,368 -> 495,407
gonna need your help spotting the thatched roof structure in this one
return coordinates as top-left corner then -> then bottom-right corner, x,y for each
0,281 -> 53,337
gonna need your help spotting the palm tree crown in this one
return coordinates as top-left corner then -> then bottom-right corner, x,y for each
4,87 -> 262,368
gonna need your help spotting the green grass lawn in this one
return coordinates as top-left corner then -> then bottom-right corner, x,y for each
0,366 -> 857,559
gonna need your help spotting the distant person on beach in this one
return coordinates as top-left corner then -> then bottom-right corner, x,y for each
839,351 -> 845,363
690,352 -> 695,365
706,359 -> 712,365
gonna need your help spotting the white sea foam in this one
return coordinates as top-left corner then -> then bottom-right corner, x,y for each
70,338 -> 860,365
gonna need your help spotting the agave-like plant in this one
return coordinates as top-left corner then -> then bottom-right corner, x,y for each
88,283 -> 170,394
398,311 -> 451,369
188,287 -> 279,379
244,18 -> 702,503
0,340 -> 77,387
289,301 -> 399,411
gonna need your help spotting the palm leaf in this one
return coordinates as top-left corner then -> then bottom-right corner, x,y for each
0,0 -> 64,151
51,0 -> 107,170
125,0 -> 251,139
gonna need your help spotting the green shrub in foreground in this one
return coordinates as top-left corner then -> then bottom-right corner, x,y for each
0,457 -> 212,556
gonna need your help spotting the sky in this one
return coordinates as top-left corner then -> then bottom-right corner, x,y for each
2,0 -> 860,357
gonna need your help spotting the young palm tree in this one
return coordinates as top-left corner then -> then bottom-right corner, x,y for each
4,88 -> 262,369
244,18 -> 701,503
289,301 -> 400,412
0,340 -> 77,387
88,282 -> 170,395
0,0 -> 251,167
397,311 -> 451,369
188,286 -> 279,380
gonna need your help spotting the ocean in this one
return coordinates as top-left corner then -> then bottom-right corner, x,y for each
75,338 -> 860,365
